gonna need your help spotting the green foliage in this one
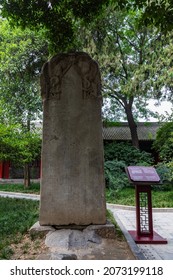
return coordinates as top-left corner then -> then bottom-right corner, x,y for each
0,0 -> 111,53
160,138 -> 173,162
167,161 -> 173,181
153,122 -> 173,149
105,160 -> 130,190
81,5 -> 163,114
0,124 -> 21,162
155,162 -> 173,190
80,5 -> 170,147
80,3 -> 173,140
117,0 -> 173,33
0,123 -> 41,166
17,131 -> 41,165
104,142 -> 153,165
104,141 -> 153,189
0,18 -> 48,125
153,122 -> 173,162
0,197 -> 39,259
0,20 -> 44,186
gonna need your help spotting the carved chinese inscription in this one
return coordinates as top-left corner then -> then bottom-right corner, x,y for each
40,52 -> 101,101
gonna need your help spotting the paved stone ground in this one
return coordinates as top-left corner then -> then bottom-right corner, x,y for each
108,204 -> 173,260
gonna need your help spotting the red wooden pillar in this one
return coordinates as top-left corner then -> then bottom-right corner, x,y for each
0,161 -> 10,179
0,162 -> 3,178
3,161 -> 10,179
135,185 -> 153,237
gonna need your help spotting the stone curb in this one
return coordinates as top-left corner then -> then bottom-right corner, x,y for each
0,191 -> 40,200
0,179 -> 40,185
107,203 -> 173,212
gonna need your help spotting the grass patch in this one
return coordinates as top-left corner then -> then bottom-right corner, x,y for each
152,189 -> 173,208
106,209 -> 124,239
0,183 -> 40,194
106,187 -> 135,206
0,197 -> 39,259
106,187 -> 173,208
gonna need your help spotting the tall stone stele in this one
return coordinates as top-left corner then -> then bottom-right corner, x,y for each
39,52 -> 106,226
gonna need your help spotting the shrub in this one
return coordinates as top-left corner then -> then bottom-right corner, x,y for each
153,122 -> 173,162
104,142 -> 153,165
104,142 -> 153,190
104,160 -> 130,190
155,162 -> 173,190
167,161 -> 173,181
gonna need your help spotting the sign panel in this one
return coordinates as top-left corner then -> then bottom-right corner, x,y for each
127,166 -> 160,183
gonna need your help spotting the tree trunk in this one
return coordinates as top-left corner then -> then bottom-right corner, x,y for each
24,163 -> 31,188
23,116 -> 31,188
124,100 -> 139,149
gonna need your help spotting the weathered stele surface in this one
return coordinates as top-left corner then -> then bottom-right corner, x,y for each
39,52 -> 106,226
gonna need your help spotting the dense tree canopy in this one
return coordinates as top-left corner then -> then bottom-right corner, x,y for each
1,1 -> 173,53
0,0 -> 111,53
117,0 -> 173,32
0,19 -> 48,127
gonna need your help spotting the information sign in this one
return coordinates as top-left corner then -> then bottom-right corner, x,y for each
127,166 -> 160,184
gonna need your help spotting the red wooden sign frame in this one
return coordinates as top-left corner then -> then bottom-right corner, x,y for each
126,166 -> 167,244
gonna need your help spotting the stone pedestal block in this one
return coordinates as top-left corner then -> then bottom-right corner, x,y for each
39,52 -> 106,226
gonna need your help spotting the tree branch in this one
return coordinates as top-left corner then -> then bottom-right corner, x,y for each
116,33 -> 128,80
108,92 -> 126,108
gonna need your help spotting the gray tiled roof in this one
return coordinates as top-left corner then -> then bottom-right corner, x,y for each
103,122 -> 161,141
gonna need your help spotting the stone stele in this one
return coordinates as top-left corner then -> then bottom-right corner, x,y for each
39,52 -> 106,226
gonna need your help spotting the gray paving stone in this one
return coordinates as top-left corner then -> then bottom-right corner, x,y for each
107,204 -> 173,260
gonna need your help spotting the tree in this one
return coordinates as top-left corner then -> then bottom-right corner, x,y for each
18,130 -> 41,188
116,0 -> 173,107
0,19 -> 48,127
80,7 -> 162,148
0,19 -> 47,186
144,33 -> 173,107
0,0 -> 111,53
0,124 -> 41,187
